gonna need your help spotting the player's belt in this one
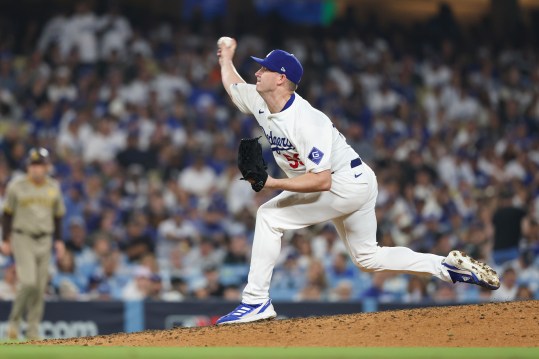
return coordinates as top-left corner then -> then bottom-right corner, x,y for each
332,157 -> 362,174
350,158 -> 362,168
13,229 -> 51,240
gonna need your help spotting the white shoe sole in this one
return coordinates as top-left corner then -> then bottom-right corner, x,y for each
447,251 -> 500,289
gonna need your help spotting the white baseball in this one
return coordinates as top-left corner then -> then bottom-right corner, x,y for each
217,37 -> 233,48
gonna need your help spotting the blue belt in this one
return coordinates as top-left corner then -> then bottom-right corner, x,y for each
332,158 -> 362,174
351,158 -> 362,168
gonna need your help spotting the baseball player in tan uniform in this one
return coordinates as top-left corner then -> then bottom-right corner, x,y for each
0,148 -> 66,340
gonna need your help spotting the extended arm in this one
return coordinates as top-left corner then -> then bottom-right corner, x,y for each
53,216 -> 63,242
217,37 -> 246,97
1,211 -> 13,255
53,215 -> 65,259
264,170 -> 332,193
2,211 -> 12,243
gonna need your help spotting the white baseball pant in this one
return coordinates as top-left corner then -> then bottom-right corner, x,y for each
242,162 -> 452,304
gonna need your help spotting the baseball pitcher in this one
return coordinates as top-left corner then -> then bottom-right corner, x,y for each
214,37 -> 500,325
0,148 -> 66,340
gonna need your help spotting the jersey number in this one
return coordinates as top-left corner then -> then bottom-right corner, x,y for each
284,154 -> 304,169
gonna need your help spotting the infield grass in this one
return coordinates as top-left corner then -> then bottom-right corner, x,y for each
0,346 -> 538,359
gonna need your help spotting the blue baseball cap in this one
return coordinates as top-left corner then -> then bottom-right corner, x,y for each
251,49 -> 303,85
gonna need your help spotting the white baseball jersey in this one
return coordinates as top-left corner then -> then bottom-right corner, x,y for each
230,83 -> 359,179
228,82 -> 451,306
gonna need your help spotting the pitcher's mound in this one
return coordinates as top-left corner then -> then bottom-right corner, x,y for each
37,300 -> 538,347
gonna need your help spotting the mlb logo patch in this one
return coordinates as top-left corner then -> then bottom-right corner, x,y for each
308,147 -> 324,165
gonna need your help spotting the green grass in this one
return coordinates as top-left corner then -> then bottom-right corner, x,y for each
0,346 -> 538,359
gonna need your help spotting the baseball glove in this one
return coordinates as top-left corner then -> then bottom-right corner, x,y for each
238,137 -> 268,192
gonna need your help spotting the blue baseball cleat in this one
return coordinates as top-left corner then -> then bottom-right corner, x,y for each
442,250 -> 500,290
216,299 -> 277,325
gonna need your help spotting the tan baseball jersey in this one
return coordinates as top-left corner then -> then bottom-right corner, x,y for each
3,176 -> 66,235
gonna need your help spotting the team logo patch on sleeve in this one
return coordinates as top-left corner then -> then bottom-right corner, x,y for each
308,147 -> 324,165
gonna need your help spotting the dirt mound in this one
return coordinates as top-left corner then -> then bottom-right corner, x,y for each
35,300 -> 538,347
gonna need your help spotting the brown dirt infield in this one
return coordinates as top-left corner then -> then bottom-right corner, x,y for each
35,300 -> 538,347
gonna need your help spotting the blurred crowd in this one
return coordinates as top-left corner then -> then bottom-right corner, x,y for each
0,1 -> 538,305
